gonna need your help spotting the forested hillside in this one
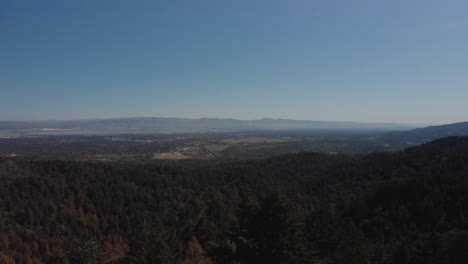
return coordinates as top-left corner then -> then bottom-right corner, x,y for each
378,122 -> 468,150
1,136 -> 468,263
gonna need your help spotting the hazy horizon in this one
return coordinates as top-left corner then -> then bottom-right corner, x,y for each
2,0 -> 468,124
0,115 -> 439,126
3,3 -> 468,262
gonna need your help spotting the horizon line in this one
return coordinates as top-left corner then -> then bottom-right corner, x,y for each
0,116 -> 440,126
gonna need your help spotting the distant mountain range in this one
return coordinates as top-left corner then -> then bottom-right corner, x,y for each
377,121 -> 468,149
0,117 -> 420,133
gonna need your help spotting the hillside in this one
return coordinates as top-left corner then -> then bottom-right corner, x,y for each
378,122 -> 468,149
1,137 -> 468,263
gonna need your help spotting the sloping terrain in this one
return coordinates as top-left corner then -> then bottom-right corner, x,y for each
0,137 -> 468,263
378,122 -> 468,149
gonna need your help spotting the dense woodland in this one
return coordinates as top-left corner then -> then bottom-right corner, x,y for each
1,136 -> 468,263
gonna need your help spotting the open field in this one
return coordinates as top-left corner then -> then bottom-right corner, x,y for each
221,137 -> 295,144
152,152 -> 191,160
0,131 -> 374,161
2,122 -> 468,162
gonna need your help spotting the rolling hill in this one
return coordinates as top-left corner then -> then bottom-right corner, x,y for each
1,136 -> 468,263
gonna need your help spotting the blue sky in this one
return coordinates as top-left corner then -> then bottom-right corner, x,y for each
1,0 -> 467,124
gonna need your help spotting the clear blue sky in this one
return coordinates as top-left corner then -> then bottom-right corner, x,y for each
1,0 -> 467,124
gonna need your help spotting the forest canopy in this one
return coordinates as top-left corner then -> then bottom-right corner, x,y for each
1,136 -> 468,263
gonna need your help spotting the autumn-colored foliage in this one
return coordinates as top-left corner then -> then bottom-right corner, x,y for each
1,136 -> 468,263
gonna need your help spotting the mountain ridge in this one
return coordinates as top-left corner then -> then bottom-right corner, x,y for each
0,117 -> 421,132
